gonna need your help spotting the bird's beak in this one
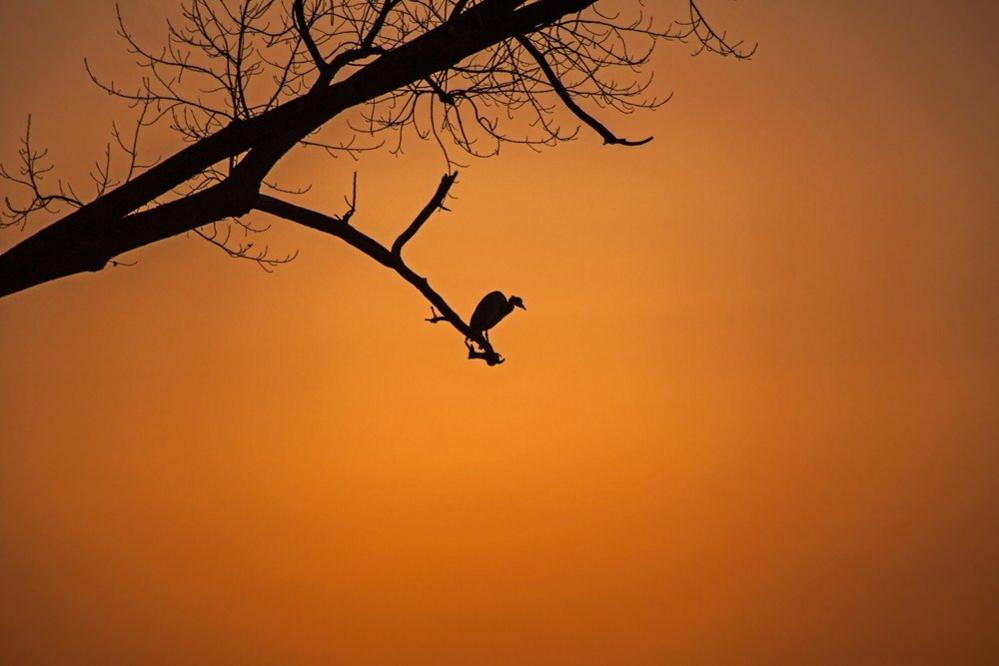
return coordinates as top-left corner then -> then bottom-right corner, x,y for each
516,302 -> 527,310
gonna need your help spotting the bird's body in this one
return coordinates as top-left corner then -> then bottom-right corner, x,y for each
468,291 -> 525,342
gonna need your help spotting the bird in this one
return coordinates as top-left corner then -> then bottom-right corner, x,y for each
468,291 -> 526,344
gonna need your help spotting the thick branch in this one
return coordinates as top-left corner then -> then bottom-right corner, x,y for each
0,0 -> 596,299
253,191 -> 504,366
515,34 -> 653,146
391,171 -> 456,257
0,179 -> 259,296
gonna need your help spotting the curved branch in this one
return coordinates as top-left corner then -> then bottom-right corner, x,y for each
688,1 -> 758,59
293,0 -> 329,76
0,0 -> 597,299
254,190 -> 504,366
514,34 -> 653,147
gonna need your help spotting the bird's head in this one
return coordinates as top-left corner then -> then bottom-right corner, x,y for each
508,295 -> 526,310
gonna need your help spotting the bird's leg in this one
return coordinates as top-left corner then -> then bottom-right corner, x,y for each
484,330 -> 490,344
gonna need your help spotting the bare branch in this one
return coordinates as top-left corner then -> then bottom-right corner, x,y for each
515,34 -> 652,146
0,117 -> 83,230
293,0 -> 330,76
391,171 -> 456,257
425,305 -> 447,322
254,189 -> 503,365
0,0 -> 752,368
687,1 -> 758,59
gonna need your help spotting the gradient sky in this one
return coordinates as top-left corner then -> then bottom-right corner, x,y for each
1,1 -> 997,663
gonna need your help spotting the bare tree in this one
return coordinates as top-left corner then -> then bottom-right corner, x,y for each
0,0 -> 752,365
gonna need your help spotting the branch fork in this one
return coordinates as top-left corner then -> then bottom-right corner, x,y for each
255,171 -> 505,366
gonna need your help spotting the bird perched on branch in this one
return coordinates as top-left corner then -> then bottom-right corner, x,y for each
468,291 -> 526,343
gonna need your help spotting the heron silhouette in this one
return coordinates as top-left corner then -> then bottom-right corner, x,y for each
468,291 -> 526,344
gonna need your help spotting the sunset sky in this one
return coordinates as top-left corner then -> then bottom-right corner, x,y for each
1,1 -> 997,663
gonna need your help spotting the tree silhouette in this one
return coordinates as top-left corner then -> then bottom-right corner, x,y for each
0,0 -> 752,364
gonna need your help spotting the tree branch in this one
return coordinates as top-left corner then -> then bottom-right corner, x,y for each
322,0 -> 398,83
362,0 -> 399,49
515,34 -> 653,147
391,171 -> 456,257
688,1 -> 758,59
293,0 -> 329,77
0,0 -> 597,299
253,189 -> 504,366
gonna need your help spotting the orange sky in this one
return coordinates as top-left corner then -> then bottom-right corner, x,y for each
1,1 -> 997,663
